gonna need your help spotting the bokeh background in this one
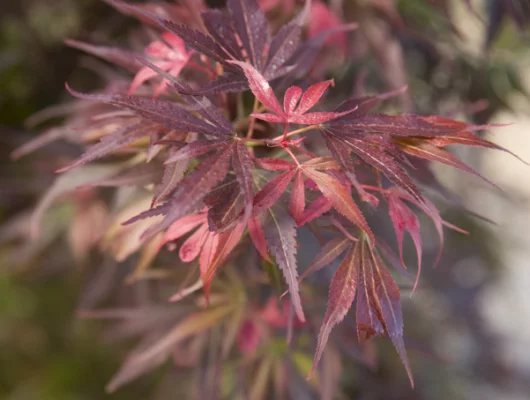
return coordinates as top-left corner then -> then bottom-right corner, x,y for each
1,0 -> 530,399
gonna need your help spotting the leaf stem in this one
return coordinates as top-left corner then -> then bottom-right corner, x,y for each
272,124 -> 321,142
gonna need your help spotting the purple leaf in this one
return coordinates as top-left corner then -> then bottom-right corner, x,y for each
165,139 -> 228,164
204,180 -> 244,232
156,20 -> 229,64
264,0 -> 311,79
329,114 -> 468,137
253,169 -> 296,216
227,0 -> 268,69
140,145 -> 234,238
184,73 -> 250,95
136,58 -> 235,135
66,85 -> 222,138
201,9 -> 243,60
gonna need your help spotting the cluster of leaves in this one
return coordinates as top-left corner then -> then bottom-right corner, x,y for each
12,0 -> 527,396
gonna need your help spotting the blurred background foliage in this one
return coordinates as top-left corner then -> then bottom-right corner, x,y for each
1,0 -> 530,399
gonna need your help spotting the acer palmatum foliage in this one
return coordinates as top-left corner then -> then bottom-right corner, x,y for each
14,0 -> 527,395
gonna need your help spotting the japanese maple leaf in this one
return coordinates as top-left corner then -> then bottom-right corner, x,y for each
106,0 -> 325,95
129,32 -> 192,97
231,60 -> 357,125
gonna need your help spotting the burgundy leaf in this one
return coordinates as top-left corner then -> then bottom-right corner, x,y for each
205,180 -> 245,232
289,171 -> 305,224
263,207 -> 305,322
297,195 -> 332,226
309,241 -> 360,379
302,168 -> 374,245
356,244 -> 384,343
370,250 -> 414,386
253,169 -> 296,215
229,60 -> 284,116
329,114 -> 469,137
140,145 -> 233,239
323,134 -> 376,204
331,134 -> 425,207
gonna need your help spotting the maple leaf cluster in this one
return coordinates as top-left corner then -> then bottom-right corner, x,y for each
13,0 -> 527,394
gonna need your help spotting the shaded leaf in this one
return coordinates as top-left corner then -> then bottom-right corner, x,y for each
298,237 -> 351,282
